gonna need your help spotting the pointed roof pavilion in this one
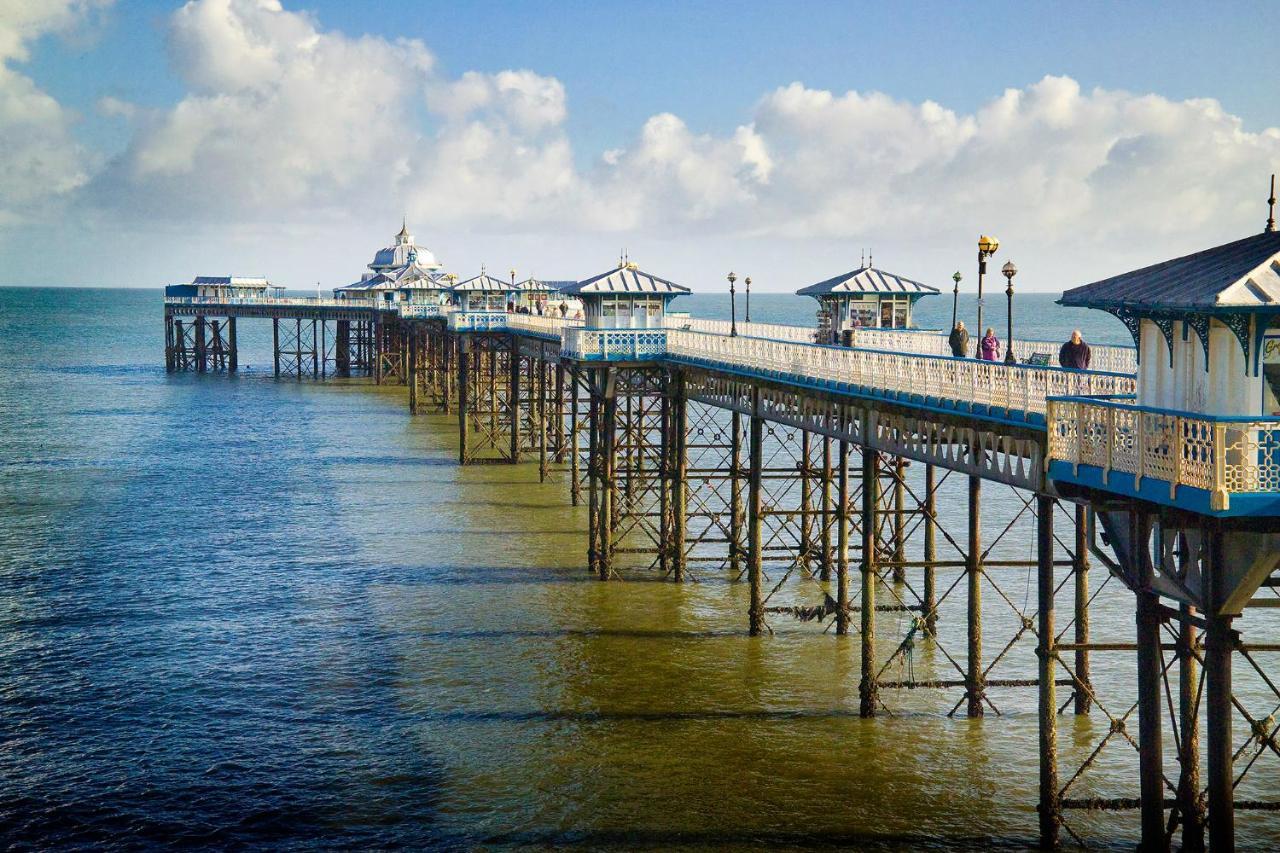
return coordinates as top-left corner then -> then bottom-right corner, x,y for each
560,262 -> 691,296
796,264 -> 938,297
452,271 -> 515,292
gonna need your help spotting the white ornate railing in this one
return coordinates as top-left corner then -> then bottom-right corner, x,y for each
563,328 -> 669,360
1047,396 -> 1280,510
665,316 -> 818,343
505,314 -> 578,337
164,296 -> 386,309
397,303 -> 455,318
448,311 -> 509,331
850,327 -> 1137,374
661,330 -> 1135,419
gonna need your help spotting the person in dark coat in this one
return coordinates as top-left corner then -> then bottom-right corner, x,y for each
948,321 -> 970,357
1059,329 -> 1092,369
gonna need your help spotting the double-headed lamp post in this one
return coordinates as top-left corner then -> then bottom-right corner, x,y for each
727,271 -> 738,337
1002,260 -> 1018,364
745,276 -> 752,323
951,271 -> 962,329
975,235 -> 999,357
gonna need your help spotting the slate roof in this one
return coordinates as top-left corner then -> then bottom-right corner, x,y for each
192,276 -> 269,287
560,265 -> 690,296
1060,230 -> 1280,311
516,278 -> 576,293
452,272 -> 515,292
796,266 -> 938,297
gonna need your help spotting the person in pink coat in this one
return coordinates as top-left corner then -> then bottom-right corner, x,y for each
979,327 -> 1001,361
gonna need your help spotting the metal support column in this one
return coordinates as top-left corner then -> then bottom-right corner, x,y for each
195,316 -> 207,373
228,317 -> 238,373
1074,503 -> 1092,714
1037,494 -> 1060,848
1133,510 -> 1165,850
967,474 -> 985,717
835,438 -> 851,635
860,445 -> 880,716
456,337 -> 469,464
272,318 -> 280,378
1178,600 -> 1205,852
923,463 -> 938,636
746,392 -> 765,634
1204,527 -> 1234,851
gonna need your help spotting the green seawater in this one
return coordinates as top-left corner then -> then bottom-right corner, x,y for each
1,287 -> 1276,849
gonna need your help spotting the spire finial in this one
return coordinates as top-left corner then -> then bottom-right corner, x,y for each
868,249 -> 873,268
860,249 -> 865,267
1267,173 -> 1277,233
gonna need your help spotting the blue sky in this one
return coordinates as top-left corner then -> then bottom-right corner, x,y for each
3,1 -> 1278,290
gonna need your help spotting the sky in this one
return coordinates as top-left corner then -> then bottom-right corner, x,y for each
1,0 -> 1278,292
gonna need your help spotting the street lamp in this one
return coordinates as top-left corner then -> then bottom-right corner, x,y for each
727,271 -> 738,337
745,276 -> 752,323
1002,260 -> 1018,365
950,271 -> 962,330
975,235 -> 999,357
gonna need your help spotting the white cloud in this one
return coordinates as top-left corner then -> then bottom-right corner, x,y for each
91,0 -> 433,220
4,0 -> 1280,290
0,0 -> 110,222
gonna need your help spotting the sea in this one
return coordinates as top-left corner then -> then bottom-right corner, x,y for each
1,287 -> 1276,850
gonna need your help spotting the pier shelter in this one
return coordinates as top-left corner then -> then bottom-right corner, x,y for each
796,263 -> 938,344
164,276 -> 275,300
449,271 -> 516,331
559,261 -> 689,360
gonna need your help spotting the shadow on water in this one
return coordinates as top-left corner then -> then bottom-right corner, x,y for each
471,827 -> 1045,851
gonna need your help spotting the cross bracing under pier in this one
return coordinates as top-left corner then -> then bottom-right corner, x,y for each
161,293 -> 1279,849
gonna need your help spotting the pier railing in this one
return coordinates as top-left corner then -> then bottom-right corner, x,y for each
661,317 -> 1137,374
563,328 -> 669,360
664,316 -> 818,343
662,329 -> 1135,420
448,310 -> 510,331
845,327 -> 1138,374
1047,396 -> 1280,510
164,296 -> 386,310
505,314 -> 578,338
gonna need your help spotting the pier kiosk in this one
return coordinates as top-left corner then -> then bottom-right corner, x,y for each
514,277 -> 578,316
449,271 -> 516,331
559,261 -> 690,361
1047,227 -> 1280,849
796,263 -> 938,345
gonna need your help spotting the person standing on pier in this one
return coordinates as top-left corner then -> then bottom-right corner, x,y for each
948,321 -> 970,357
979,327 -> 1001,361
1058,329 -> 1092,369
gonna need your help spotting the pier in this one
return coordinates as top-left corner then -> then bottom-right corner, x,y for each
161,228 -> 1280,850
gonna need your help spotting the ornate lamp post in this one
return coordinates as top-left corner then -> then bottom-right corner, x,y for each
1002,260 -> 1018,364
728,271 -> 738,337
745,276 -> 752,323
951,270 -> 962,330
975,235 -> 999,357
